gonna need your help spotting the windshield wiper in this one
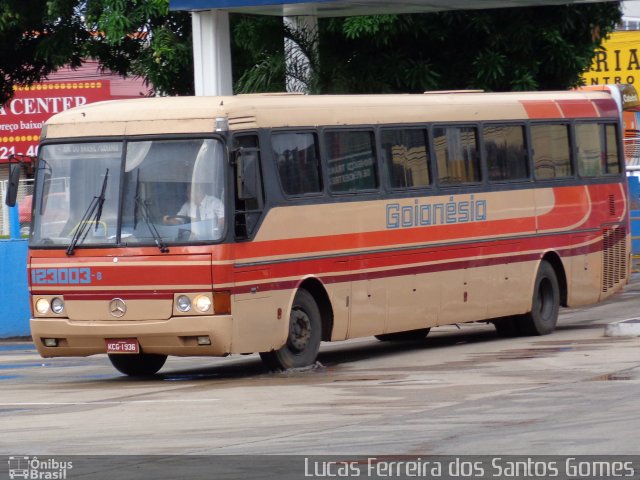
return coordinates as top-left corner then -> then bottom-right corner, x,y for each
66,169 -> 109,255
135,196 -> 169,253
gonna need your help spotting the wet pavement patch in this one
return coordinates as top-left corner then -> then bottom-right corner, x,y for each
74,374 -> 119,380
162,373 -> 224,381
535,338 -> 629,346
0,362 -> 49,370
588,370 -> 636,381
472,346 -> 583,361
0,343 -> 35,353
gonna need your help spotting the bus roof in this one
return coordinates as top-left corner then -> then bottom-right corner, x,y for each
43,90 -> 618,140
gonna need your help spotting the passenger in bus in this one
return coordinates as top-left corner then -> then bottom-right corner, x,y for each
163,183 -> 224,229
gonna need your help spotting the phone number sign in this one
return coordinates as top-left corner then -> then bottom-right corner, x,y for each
0,80 -> 112,163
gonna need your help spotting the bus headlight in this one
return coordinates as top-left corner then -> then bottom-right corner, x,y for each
176,295 -> 192,312
194,294 -> 212,313
51,297 -> 65,314
175,292 -> 220,315
35,298 -> 50,315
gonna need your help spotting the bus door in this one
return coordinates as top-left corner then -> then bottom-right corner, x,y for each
231,134 -> 277,352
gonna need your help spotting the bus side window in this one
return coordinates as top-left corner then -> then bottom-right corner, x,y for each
484,124 -> 529,182
272,132 -> 322,195
325,130 -> 377,193
233,134 -> 264,239
575,123 -> 601,177
434,126 -> 481,185
381,128 -> 430,189
604,124 -> 621,174
531,124 -> 572,180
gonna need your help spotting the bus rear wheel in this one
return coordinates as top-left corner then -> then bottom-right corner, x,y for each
375,328 -> 431,342
519,260 -> 560,336
260,289 -> 322,371
108,352 -> 167,376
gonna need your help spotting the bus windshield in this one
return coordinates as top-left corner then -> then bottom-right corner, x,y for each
30,138 -> 226,248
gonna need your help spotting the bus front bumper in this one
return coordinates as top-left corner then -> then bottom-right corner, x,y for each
30,315 -> 233,358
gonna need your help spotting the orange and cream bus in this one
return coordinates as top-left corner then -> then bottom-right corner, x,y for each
7,91 -> 630,376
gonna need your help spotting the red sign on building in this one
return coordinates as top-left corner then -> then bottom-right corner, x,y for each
0,80 -> 112,163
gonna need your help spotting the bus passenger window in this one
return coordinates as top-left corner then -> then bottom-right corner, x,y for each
433,126 -> 480,185
381,129 -> 430,189
575,123 -> 602,177
484,125 -> 528,181
531,124 -> 572,180
272,132 -> 322,195
326,131 -> 377,193
604,124 -> 621,174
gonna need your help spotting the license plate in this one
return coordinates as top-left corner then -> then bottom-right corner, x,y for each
106,338 -> 139,354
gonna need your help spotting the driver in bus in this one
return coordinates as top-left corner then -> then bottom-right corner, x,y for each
163,183 -> 224,229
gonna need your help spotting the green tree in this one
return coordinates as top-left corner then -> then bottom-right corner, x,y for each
83,0 -> 193,95
0,0 -> 87,105
0,0 -> 193,104
232,14 -> 285,93
238,2 -> 622,93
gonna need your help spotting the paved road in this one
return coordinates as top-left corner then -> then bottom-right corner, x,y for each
0,277 -> 639,459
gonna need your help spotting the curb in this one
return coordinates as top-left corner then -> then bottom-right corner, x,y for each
604,318 -> 640,337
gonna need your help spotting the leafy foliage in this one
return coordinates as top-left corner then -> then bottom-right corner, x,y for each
0,0 -> 87,105
83,0 -> 193,95
314,3 -> 622,93
231,14 -> 285,93
0,0 -> 192,104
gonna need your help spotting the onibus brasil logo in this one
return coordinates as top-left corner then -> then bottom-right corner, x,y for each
8,456 -> 73,479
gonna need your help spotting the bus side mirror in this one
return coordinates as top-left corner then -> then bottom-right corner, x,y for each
5,163 -> 21,207
236,149 -> 259,201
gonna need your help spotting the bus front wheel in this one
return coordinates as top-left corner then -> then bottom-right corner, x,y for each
519,260 -> 560,336
260,289 -> 322,371
108,352 -> 167,376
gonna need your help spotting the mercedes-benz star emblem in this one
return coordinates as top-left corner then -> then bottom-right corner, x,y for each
109,298 -> 127,318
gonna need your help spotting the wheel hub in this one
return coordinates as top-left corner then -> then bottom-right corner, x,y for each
288,309 -> 312,352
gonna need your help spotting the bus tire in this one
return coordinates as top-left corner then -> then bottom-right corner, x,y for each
375,328 -> 431,342
519,260 -> 560,336
108,352 -> 167,376
260,289 -> 322,371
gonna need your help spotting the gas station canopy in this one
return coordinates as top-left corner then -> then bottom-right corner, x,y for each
169,0 -> 617,96
170,0 -> 615,16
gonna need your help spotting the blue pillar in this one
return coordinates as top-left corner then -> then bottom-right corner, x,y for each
9,204 -> 20,239
0,239 -> 30,337
629,176 -> 640,256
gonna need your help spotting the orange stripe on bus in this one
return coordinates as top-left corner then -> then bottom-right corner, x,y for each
536,187 -> 591,231
556,100 -> 599,118
521,100 -> 563,119
233,216 -> 537,260
234,186 -> 593,260
593,98 -> 619,118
